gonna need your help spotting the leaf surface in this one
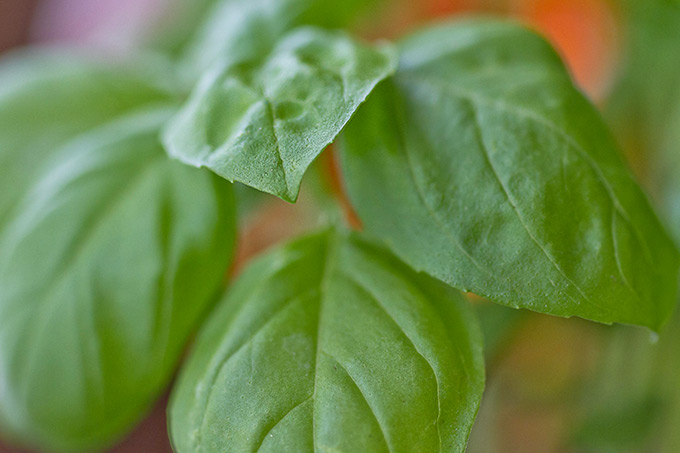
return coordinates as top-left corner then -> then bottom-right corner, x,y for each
0,52 -> 170,228
164,27 -> 395,202
170,231 -> 484,452
340,19 -> 680,330
0,108 -> 236,451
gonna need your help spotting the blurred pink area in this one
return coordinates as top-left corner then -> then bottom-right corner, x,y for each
30,0 -> 165,53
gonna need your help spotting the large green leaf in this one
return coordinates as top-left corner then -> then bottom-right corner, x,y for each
0,52 -> 171,229
0,108 -> 236,451
170,230 -> 484,452
340,19 -> 680,330
164,27 -> 395,202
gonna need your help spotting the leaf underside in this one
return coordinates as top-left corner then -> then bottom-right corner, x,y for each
164,27 -> 396,202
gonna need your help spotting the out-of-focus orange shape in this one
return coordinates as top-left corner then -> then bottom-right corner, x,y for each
510,0 -> 620,100
421,0 -> 473,16
392,0 -> 620,100
362,0 -> 475,39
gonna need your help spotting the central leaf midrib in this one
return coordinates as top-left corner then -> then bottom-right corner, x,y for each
263,98 -> 293,199
311,232 -> 339,452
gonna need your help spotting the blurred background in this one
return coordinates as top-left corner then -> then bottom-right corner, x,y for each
1,0 -> 679,452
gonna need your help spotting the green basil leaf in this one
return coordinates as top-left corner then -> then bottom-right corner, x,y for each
170,230 -> 484,452
181,0 -> 388,77
164,27 -> 395,202
340,19 -> 680,330
0,108 -> 236,451
0,52 -> 171,229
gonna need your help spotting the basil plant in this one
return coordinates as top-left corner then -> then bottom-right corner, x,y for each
0,0 -> 677,451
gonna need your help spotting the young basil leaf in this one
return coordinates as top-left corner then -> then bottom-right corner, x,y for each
181,0 -> 388,77
340,19 -> 680,330
164,27 -> 395,202
0,108 -> 236,451
170,230 -> 484,452
0,52 -> 171,229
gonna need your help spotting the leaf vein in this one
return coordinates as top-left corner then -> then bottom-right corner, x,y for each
255,395 -> 313,452
338,270 -> 443,451
312,233 -> 339,452
466,99 -> 594,308
403,74 -> 654,266
322,352 -> 391,452
195,290 -> 315,450
389,83 -> 493,281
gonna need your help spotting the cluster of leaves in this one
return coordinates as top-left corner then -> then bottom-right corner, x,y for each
0,0 -> 678,451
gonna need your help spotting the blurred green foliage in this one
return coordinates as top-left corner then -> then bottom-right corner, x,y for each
573,1 -> 680,451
